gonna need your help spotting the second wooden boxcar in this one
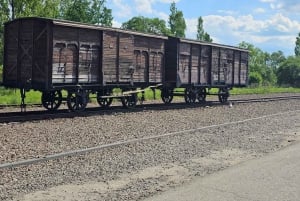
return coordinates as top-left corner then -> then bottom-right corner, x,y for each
162,37 -> 248,104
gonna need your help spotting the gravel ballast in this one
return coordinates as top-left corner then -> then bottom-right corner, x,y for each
0,94 -> 300,200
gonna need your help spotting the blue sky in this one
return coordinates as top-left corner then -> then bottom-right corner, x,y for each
107,0 -> 300,56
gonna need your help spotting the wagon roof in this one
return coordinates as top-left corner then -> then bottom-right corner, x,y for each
178,37 -> 249,52
5,17 -> 248,52
5,17 -> 168,39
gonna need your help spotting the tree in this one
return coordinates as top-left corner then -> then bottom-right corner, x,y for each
168,2 -> 186,37
2,0 -> 60,20
62,0 -> 90,23
277,56 -> 300,87
268,51 -> 286,70
196,16 -> 212,42
60,0 -> 113,26
122,16 -> 170,35
295,33 -> 300,56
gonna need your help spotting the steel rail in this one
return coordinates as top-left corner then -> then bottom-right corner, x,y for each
0,95 -> 300,124
230,95 -> 300,103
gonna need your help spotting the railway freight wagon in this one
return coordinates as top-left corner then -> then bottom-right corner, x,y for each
2,17 -> 166,111
162,37 -> 248,104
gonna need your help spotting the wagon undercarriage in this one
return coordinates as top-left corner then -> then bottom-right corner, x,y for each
160,86 -> 230,105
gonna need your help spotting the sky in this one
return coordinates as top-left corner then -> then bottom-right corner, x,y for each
107,0 -> 300,56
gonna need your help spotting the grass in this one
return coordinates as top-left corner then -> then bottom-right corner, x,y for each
230,86 -> 300,95
0,86 -> 299,105
0,87 -> 41,105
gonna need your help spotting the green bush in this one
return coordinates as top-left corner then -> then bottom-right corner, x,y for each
249,72 -> 263,86
277,57 -> 300,87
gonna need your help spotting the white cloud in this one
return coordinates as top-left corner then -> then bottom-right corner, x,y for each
261,0 -> 300,13
202,13 -> 300,36
112,20 -> 122,28
112,0 -> 132,17
260,0 -> 276,2
202,15 -> 267,33
134,0 -> 154,14
158,0 -> 180,3
217,10 -> 239,15
254,8 -> 266,13
267,13 -> 300,33
184,13 -> 299,54
185,18 -> 198,38
155,11 -> 169,22
132,0 -> 181,15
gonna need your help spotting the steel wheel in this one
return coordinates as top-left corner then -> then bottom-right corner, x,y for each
197,88 -> 207,103
161,88 -> 173,104
41,90 -> 62,111
218,88 -> 229,103
184,88 -> 196,104
121,93 -> 137,108
97,97 -> 113,108
97,91 -> 113,108
67,90 -> 88,111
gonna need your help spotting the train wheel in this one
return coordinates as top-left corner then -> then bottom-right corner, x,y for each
67,90 -> 88,111
161,88 -> 173,104
218,88 -> 229,103
97,97 -> 113,108
41,90 -> 62,111
184,88 -> 196,104
97,91 -> 113,108
197,88 -> 207,103
121,93 -> 137,108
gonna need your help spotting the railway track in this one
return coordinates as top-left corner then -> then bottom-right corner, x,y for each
229,95 -> 300,103
1,108 -> 299,170
0,94 -> 300,124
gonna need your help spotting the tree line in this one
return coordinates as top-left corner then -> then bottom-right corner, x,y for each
0,0 -> 299,87
239,36 -> 300,87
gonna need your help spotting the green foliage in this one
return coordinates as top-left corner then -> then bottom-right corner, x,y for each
268,51 -> 286,70
60,0 -> 113,26
168,2 -> 186,37
196,16 -> 212,42
122,16 -> 170,35
249,72 -> 263,86
90,0 -> 113,26
62,0 -> 90,23
3,0 -> 60,20
295,33 -> 300,56
277,56 -> 300,87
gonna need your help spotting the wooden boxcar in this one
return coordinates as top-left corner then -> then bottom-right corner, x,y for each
162,37 -> 248,104
3,17 -> 166,111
